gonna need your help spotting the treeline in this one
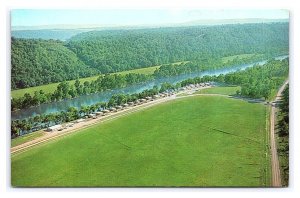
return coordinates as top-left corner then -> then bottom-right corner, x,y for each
12,22 -> 288,89
215,58 -> 289,100
11,86 -> 164,137
277,85 -> 289,186
153,54 -> 264,78
11,58 -> 289,138
12,57 -> 288,111
175,58 -> 288,100
11,73 -> 152,110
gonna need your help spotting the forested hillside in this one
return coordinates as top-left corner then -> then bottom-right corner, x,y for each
67,23 -> 288,73
12,22 -> 288,89
11,38 -> 98,89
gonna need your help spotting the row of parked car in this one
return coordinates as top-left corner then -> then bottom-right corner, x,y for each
46,82 -> 211,132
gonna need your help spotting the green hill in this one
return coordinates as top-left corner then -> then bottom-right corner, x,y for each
11,38 -> 97,89
67,23 -> 288,73
11,23 -> 288,89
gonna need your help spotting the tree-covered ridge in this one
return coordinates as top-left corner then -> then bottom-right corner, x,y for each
67,23 -> 288,73
11,23 -> 288,90
11,38 -> 98,89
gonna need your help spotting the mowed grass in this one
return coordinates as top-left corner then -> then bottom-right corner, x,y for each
195,86 -> 241,96
11,96 -> 269,187
11,61 -> 188,99
11,131 -> 45,147
221,53 -> 257,63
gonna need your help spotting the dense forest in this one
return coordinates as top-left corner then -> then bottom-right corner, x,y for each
12,22 -> 288,89
11,38 -> 98,89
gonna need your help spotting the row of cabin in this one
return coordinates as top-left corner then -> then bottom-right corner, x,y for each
182,82 -> 211,90
159,92 -> 174,97
46,94 -> 170,132
86,103 -> 131,118
46,122 -> 75,132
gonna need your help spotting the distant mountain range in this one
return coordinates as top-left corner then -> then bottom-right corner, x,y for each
11,18 -> 289,41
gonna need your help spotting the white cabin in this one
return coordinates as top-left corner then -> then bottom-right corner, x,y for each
47,124 -> 62,132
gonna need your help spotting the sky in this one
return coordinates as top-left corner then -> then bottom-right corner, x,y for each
11,9 -> 289,27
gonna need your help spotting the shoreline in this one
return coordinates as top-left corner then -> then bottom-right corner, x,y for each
11,86 -> 212,154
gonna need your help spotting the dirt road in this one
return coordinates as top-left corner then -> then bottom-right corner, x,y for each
270,79 -> 288,187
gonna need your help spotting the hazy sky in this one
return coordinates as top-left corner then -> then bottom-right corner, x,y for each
11,9 -> 289,27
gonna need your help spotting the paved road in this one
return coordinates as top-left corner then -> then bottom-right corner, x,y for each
270,79 -> 288,187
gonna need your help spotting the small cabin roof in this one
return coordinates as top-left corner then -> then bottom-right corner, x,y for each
48,125 -> 62,130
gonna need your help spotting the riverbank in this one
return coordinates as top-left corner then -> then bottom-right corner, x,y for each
11,91 -> 268,187
12,55 -> 287,121
11,85 -> 212,154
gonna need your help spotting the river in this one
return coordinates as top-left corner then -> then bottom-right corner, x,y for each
11,55 -> 288,120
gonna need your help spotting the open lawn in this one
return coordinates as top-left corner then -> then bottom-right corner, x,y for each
11,95 -> 269,187
195,86 -> 241,96
221,53 -> 258,63
11,131 -> 45,147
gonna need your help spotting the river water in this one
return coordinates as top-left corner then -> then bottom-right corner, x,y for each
11,55 -> 288,120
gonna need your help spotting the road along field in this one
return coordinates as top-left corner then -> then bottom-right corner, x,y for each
11,95 -> 269,187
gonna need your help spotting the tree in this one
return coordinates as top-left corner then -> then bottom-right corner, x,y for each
278,85 -> 289,137
80,105 -> 89,117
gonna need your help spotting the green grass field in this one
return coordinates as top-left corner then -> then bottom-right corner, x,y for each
11,131 -> 45,147
195,86 -> 241,95
11,95 -> 269,187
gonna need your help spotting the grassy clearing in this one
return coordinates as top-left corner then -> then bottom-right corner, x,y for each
11,61 -> 188,99
12,96 -> 268,187
194,86 -> 241,96
221,53 -> 257,63
11,131 -> 45,147
116,65 -> 160,75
